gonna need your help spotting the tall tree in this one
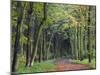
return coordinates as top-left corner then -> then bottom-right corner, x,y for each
29,3 -> 47,66
87,6 -> 92,63
11,2 -> 23,72
25,2 -> 33,67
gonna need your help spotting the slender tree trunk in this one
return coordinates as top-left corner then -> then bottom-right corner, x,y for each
70,40 -> 74,59
29,3 -> 47,66
46,33 -> 54,60
74,26 -> 78,60
25,3 -> 33,67
77,23 -> 81,60
87,6 -> 92,63
40,32 -> 43,62
20,3 -> 27,55
80,26 -> 83,61
12,2 -> 23,72
84,25 -> 87,58
43,31 -> 46,60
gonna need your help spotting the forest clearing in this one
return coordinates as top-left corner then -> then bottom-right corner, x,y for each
11,1 -> 96,74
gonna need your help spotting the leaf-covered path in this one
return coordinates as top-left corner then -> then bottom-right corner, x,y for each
54,59 -> 90,71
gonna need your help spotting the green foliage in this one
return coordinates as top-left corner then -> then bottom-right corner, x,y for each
16,56 -> 55,73
11,1 -> 96,73
34,3 -> 44,20
74,59 -> 89,64
73,58 -> 96,68
20,35 -> 27,44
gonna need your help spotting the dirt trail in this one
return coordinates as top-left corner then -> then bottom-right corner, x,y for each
54,59 -> 90,71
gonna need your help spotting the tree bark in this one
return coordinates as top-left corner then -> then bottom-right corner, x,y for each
12,2 -> 23,72
29,3 -> 47,66
74,26 -> 78,60
87,6 -> 92,63
25,3 -> 33,67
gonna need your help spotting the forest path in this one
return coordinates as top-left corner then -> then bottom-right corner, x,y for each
54,59 -> 90,71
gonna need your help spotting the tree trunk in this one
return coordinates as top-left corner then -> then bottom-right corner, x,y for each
25,3 -> 33,67
77,23 -> 81,60
87,6 -> 92,63
12,2 -> 23,72
80,26 -> 84,61
40,32 -> 43,62
29,3 -> 47,67
20,3 -> 27,56
46,33 -> 54,60
74,26 -> 78,60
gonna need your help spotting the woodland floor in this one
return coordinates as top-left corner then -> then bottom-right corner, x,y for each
17,58 -> 95,73
54,59 -> 90,71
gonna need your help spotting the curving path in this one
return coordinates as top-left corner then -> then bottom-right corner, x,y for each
54,59 -> 90,71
